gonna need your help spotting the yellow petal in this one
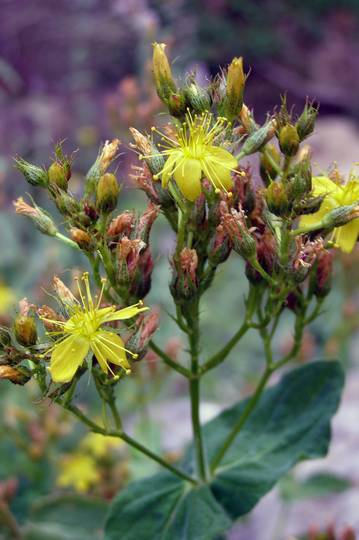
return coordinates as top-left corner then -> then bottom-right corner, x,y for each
201,158 -> 233,191
161,152 -> 179,187
311,176 -> 342,197
102,304 -> 148,323
173,157 -> 202,201
49,335 -> 89,383
333,220 -> 359,253
207,146 -> 238,169
92,331 -> 130,373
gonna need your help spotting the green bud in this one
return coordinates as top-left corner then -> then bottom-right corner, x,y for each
296,101 -> 318,141
184,81 -> 211,113
14,157 -> 48,188
14,315 -> 37,347
167,91 -> 187,117
322,203 -> 359,228
293,195 -> 325,216
223,57 -> 245,121
48,161 -> 70,191
239,120 -> 277,157
278,124 -> 300,157
152,42 -> 177,103
13,197 -> 58,236
54,191 -> 81,216
265,182 -> 290,216
96,173 -> 120,214
260,144 -> 281,185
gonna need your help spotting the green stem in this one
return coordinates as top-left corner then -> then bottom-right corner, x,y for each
261,148 -> 281,177
187,304 -> 207,482
210,365 -> 273,473
148,340 -> 191,378
62,402 -> 197,485
55,232 -> 80,250
0,499 -> 22,540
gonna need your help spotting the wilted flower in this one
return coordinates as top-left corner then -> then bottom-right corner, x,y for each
40,273 -> 147,383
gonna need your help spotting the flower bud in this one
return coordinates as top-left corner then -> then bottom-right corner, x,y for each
167,91 -> 187,117
52,276 -> 77,308
70,228 -> 93,251
296,101 -> 318,141
239,120 -> 277,157
223,57 -> 245,121
96,173 -> 120,214
265,182 -> 290,216
0,365 -> 31,385
184,81 -> 211,113
239,104 -> 256,133
246,230 -> 277,283
278,124 -> 300,157
85,139 -> 121,197
152,42 -> 177,103
221,208 -> 256,259
170,248 -> 199,301
208,225 -> 231,265
13,197 -> 58,236
260,144 -> 281,185
54,191 -> 81,216
293,195 -> 325,216
48,161 -> 70,191
130,128 -> 165,176
126,311 -> 159,360
14,315 -> 37,347
309,250 -> 333,298
14,157 -> 48,188
322,203 -> 359,228
0,326 -> 11,347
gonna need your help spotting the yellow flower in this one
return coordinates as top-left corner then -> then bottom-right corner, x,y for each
149,112 -> 238,201
300,175 -> 359,253
57,453 -> 100,493
41,273 -> 148,383
81,431 -> 121,458
0,283 -> 15,315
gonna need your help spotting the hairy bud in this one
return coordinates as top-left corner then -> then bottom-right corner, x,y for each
171,248 -> 199,301
185,81 -> 211,113
14,157 -> 48,188
126,311 -> 160,359
152,42 -> 177,103
70,228 -> 93,251
221,207 -> 256,259
96,173 -> 120,214
13,197 -> 58,236
265,182 -> 290,216
309,250 -> 333,298
296,101 -> 318,141
0,365 -> 31,385
208,225 -> 231,265
14,315 -> 37,347
130,128 -> 165,176
239,120 -> 277,157
260,144 -> 281,185
137,202 -> 160,243
37,305 -> 65,332
48,161 -> 70,192
222,57 -> 245,121
278,124 -> 300,157
85,139 -> 121,197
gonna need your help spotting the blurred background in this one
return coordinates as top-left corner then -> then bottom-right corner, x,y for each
1,1 -> 359,539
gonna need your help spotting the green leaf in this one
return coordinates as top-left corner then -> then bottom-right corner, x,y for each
105,361 -> 344,539
279,472 -> 351,502
27,494 -> 108,539
104,472 -> 231,540
200,360 -> 344,518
